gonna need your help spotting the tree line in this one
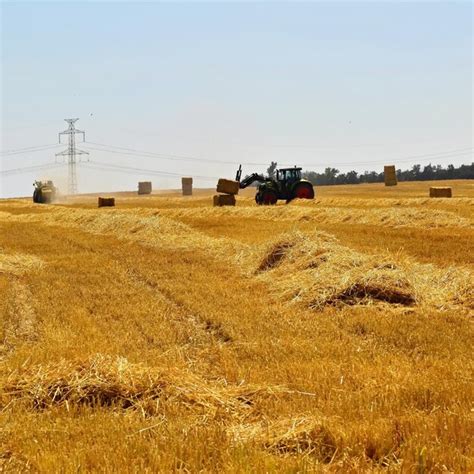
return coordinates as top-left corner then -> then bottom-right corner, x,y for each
266,162 -> 474,186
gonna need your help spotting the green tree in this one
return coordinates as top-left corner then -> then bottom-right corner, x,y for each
323,167 -> 339,185
267,161 -> 278,179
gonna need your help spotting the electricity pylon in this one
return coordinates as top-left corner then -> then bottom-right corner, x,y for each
55,118 -> 89,195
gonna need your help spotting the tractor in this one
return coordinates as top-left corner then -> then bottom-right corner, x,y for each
236,165 -> 315,205
33,180 -> 57,204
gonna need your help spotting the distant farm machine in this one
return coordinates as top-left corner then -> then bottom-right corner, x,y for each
236,165 -> 315,205
33,180 -> 57,204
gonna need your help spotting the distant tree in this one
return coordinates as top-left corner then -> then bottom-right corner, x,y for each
303,171 -> 320,185
447,164 -> 455,179
267,161 -> 278,179
346,170 -> 359,184
410,164 -> 421,180
421,164 -> 434,180
323,167 -> 339,185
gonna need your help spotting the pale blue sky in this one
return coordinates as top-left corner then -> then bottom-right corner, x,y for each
1,1 -> 472,197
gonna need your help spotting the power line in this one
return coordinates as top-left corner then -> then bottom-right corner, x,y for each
2,138 -> 471,167
0,144 -> 63,156
84,140 -> 472,168
80,161 -> 220,181
84,141 -> 268,166
1,162 -> 65,176
4,151 -> 471,180
88,139 -> 473,158
1,131 -> 472,181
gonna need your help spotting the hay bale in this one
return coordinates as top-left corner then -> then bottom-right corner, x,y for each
138,181 -> 152,195
182,185 -> 192,196
430,187 -> 452,198
182,177 -> 193,196
213,194 -> 236,207
98,197 -> 115,208
384,165 -> 397,186
216,178 -> 239,195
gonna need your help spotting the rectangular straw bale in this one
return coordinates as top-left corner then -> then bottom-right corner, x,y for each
429,187 -> 452,198
216,178 -> 240,195
98,197 -> 115,207
138,181 -> 152,195
182,177 -> 193,196
213,194 -> 236,207
384,165 -> 397,186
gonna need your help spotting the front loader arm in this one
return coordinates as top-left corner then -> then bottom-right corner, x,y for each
239,173 -> 266,189
236,164 -> 266,189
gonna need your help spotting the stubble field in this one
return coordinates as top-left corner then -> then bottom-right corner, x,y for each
0,179 -> 473,472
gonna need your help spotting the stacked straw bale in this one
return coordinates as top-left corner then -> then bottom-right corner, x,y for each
182,177 -> 193,196
430,187 -> 452,198
98,197 -> 115,208
138,181 -> 152,195
216,178 -> 239,195
213,194 -> 236,207
214,178 -> 239,206
384,165 -> 397,186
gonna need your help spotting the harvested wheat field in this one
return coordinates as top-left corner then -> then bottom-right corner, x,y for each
0,180 -> 473,472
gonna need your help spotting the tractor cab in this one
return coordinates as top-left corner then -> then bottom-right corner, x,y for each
276,167 -> 303,199
276,167 -> 302,184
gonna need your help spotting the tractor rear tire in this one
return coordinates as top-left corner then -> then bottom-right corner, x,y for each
292,182 -> 315,200
33,189 -> 40,203
259,190 -> 278,205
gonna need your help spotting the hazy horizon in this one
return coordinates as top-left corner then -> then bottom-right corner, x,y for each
1,1 -> 472,198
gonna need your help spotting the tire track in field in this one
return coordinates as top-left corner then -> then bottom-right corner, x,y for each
0,251 -> 42,354
0,216 -> 233,371
35,225 -> 234,345
2,279 -> 38,353
121,264 -> 232,345
3,209 -> 287,366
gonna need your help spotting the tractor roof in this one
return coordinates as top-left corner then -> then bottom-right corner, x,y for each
278,167 -> 302,171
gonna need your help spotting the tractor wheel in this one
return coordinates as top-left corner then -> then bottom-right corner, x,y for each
260,190 -> 278,205
33,189 -> 39,203
293,182 -> 315,200
255,192 -> 262,205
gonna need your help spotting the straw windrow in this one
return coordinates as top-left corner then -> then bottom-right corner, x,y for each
0,251 -> 44,276
0,354 -> 292,420
251,231 -> 472,311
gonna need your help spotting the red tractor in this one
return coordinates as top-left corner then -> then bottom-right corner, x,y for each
236,165 -> 315,205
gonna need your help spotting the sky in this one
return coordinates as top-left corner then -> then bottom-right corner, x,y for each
1,1 -> 472,197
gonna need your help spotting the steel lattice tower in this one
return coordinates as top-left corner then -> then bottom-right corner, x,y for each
56,118 -> 89,195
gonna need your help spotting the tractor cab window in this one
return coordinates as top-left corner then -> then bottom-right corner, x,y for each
278,169 -> 301,182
